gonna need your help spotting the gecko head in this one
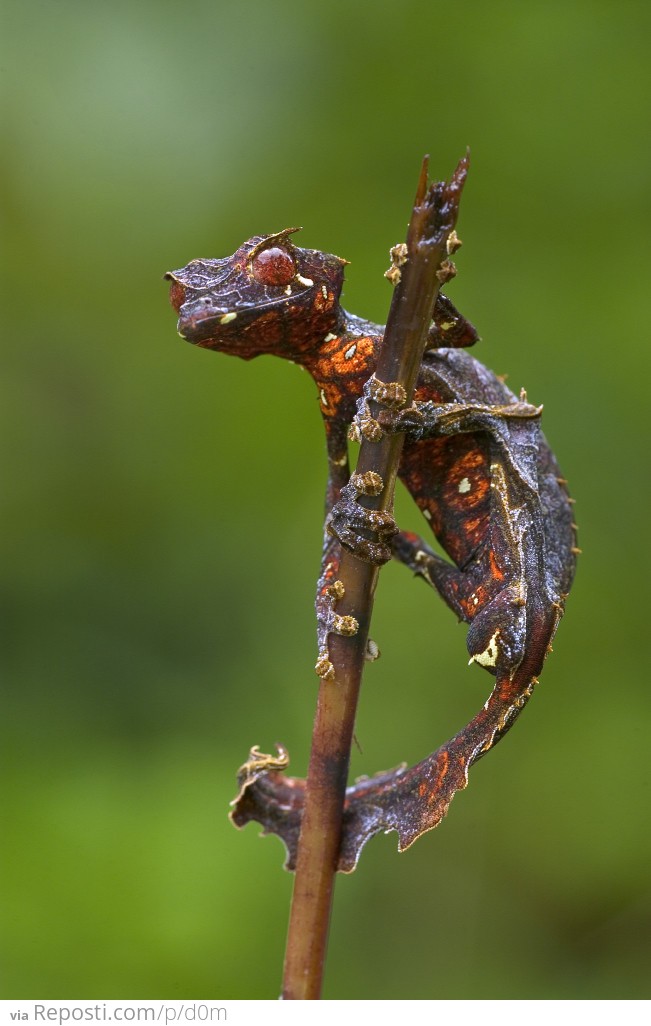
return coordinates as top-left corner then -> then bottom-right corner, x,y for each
165,229 -> 348,361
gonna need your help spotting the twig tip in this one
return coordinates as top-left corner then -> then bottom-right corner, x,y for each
415,155 -> 430,206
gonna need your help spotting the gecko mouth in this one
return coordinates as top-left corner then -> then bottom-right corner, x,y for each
176,287 -> 314,343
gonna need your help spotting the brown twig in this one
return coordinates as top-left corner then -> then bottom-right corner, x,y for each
281,154 -> 469,1000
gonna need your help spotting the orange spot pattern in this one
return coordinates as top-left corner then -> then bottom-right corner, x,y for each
427,751 -> 450,806
310,336 -> 377,420
400,434 -> 491,568
489,549 -> 505,582
459,583 -> 490,619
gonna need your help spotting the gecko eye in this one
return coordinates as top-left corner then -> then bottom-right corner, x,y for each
250,246 -> 296,287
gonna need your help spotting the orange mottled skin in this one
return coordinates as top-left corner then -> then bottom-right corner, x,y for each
168,230 -> 578,870
166,230 -> 576,677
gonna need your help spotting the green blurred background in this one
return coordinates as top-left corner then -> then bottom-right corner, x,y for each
2,0 -> 650,1000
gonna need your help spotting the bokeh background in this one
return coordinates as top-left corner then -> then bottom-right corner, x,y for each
3,0 -> 650,1000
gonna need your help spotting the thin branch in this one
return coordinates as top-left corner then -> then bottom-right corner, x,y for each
280,154 -> 469,1000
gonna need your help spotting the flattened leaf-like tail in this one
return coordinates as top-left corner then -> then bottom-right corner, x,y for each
229,670 -> 537,873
